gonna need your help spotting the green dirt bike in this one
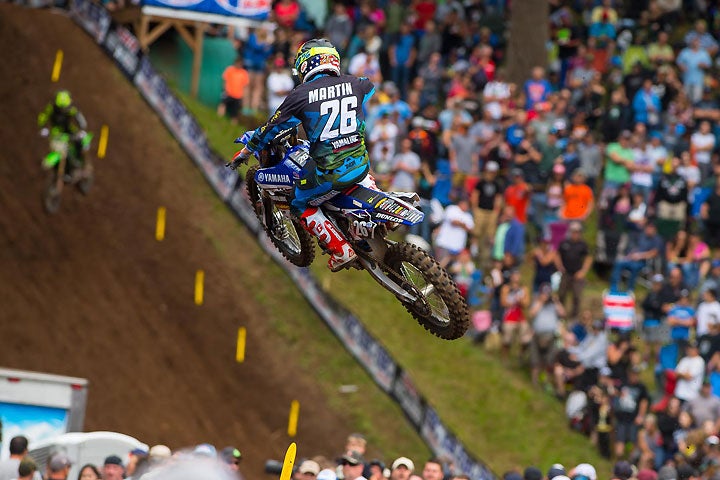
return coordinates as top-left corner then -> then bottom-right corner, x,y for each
40,129 -> 94,213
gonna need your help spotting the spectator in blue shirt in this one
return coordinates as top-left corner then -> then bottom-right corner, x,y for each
242,28 -> 274,113
668,289 -> 696,349
632,78 -> 662,129
684,20 -> 719,56
493,205 -> 526,266
610,222 -> 663,292
677,38 -> 712,104
589,13 -> 616,42
524,67 -> 552,110
389,22 -> 417,99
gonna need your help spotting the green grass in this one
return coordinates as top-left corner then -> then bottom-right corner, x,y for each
174,89 -> 613,475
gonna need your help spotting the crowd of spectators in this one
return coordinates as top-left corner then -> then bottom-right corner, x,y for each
0,434 -> 243,480
216,0 -> 720,477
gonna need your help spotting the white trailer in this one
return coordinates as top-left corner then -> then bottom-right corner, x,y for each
0,368 -> 88,460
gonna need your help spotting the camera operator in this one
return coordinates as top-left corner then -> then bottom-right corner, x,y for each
529,283 -> 566,388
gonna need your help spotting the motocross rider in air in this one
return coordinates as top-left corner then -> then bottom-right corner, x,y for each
229,38 -> 376,271
37,90 -> 89,180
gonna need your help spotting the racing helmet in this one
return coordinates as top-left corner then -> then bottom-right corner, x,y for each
55,90 -> 72,109
293,38 -> 340,84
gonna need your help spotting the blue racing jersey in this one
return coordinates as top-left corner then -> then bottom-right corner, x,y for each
247,74 -> 375,171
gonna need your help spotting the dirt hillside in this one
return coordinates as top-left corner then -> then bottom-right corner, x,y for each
0,4 -> 351,473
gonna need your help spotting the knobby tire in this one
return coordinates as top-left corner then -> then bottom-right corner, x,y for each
245,165 -> 315,267
384,242 -> 469,340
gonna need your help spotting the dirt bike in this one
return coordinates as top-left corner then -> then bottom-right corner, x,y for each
40,129 -> 94,213
233,127 -> 469,340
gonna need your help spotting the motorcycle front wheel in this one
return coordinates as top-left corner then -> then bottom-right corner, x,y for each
245,165 -> 315,267
43,172 -> 62,214
384,242 -> 469,340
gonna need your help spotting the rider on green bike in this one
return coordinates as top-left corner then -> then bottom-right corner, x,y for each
38,90 -> 90,180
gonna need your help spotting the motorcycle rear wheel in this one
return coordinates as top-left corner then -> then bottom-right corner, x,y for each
77,167 -> 94,195
384,242 -> 469,340
245,165 -> 315,267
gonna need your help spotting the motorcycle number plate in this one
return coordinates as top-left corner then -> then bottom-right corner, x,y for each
348,219 -> 376,239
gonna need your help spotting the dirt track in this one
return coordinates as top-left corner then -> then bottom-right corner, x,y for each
0,4 -> 350,472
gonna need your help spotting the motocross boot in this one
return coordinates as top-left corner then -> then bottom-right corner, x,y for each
301,207 -> 357,271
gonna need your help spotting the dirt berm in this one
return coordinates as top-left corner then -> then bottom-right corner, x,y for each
0,4 -> 356,472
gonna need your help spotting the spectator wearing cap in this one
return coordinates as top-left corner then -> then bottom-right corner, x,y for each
668,289 -> 696,350
220,447 -> 244,480
340,452 -> 366,480
299,460 -> 321,480
523,467 -> 542,480
656,157 -> 689,239
675,342 -> 706,403
555,221 -> 592,320
470,161 -> 503,263
102,456 -> 125,480
602,130 -> 634,208
367,460 -> 385,480
609,222 -> 663,293
318,469 -> 337,480
390,458 -> 413,480
641,274 -> 667,362
125,448 -> 147,480
570,463 -> 597,480
0,436 -> 40,480
685,379 -> 720,429
612,367 -> 650,458
46,454 -> 72,480
547,465 -> 566,480
612,461 -> 633,480
420,459 -> 443,480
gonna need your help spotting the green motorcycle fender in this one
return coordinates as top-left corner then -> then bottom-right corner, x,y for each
42,151 -> 61,169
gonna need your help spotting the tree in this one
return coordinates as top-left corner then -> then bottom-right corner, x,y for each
506,0 -> 549,86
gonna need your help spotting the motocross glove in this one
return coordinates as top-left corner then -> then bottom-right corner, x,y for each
226,149 -> 251,170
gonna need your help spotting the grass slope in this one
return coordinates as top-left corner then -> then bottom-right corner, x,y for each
177,91 -> 612,475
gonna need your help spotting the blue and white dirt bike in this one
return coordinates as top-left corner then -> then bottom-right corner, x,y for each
234,127 -> 468,340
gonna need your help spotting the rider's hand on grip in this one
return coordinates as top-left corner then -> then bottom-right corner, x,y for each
226,149 -> 250,170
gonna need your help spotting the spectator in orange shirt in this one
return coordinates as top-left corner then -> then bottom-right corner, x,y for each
504,168 -> 531,224
217,57 -> 249,125
560,170 -> 595,221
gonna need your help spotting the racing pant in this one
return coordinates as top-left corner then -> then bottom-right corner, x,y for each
292,152 -> 373,270
290,153 -> 371,216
